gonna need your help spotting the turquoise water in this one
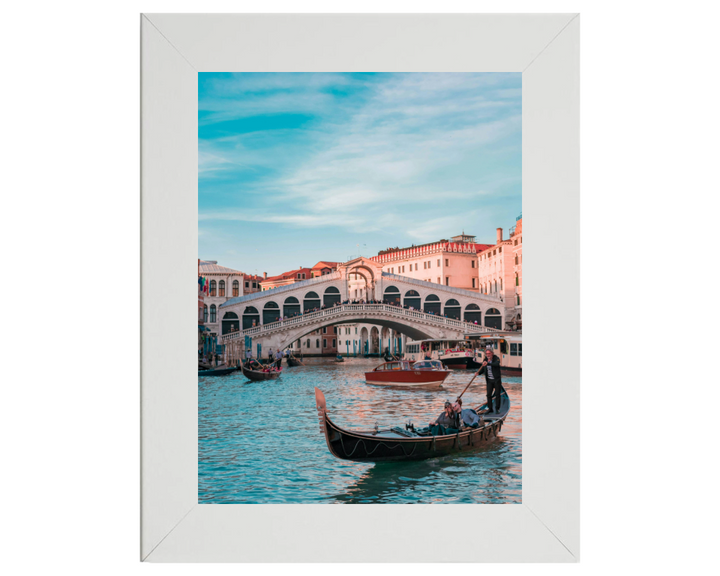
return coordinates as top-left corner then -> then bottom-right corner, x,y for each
198,357 -> 522,504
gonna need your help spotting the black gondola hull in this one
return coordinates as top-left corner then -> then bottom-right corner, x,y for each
241,365 -> 281,381
315,387 -> 510,463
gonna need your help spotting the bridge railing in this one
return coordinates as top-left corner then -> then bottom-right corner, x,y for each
221,303 -> 501,343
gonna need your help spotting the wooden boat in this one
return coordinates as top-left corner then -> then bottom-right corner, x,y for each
409,336 -> 522,375
315,386 -> 511,462
287,355 -> 304,367
240,363 -> 281,381
198,366 -> 239,377
365,360 -> 450,389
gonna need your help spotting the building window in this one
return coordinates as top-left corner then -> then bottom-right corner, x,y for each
423,262 -> 426,269
323,339 -> 327,348
210,305 -> 216,323
445,259 -> 449,266
415,263 -> 418,270
252,282 -> 256,288
306,339 -> 310,347
323,327 -> 326,334
316,339 -> 320,348
500,279 -> 503,290
232,280 -> 239,297
355,327 -> 358,334
437,259 -> 440,267
332,339 -> 336,347
245,281 -> 249,288
517,295 -> 520,305
499,247 -> 502,253
445,277 -> 449,286
203,305 -> 208,323
471,260 -> 475,268
510,343 -> 518,356
437,277 -> 441,283
218,280 -> 225,296
472,278 -> 476,288
515,255 -> 519,265
210,280 -> 217,296
515,273 -> 519,286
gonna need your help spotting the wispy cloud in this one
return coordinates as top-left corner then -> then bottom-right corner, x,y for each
199,73 -> 521,273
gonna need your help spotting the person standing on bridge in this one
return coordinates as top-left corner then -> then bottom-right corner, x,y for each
476,346 -> 502,414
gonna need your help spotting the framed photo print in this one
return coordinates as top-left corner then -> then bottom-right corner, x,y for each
141,13 -> 579,562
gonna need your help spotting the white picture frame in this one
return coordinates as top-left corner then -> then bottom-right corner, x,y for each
141,13 -> 579,562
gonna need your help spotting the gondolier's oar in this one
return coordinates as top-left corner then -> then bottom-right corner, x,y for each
456,365 -> 484,402
290,353 -> 306,366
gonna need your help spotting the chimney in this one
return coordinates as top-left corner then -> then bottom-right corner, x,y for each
263,272 -> 267,279
496,228 -> 503,244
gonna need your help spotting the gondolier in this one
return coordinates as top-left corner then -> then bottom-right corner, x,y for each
476,347 -> 502,414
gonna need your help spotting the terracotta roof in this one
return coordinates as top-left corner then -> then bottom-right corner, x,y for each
311,261 -> 340,270
263,267 -> 313,283
199,260 -> 244,274
477,241 -> 510,254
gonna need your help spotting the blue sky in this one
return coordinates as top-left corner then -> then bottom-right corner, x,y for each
199,73 -> 521,277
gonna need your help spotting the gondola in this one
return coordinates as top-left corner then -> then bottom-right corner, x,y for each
287,355 -> 304,367
314,386 -> 510,462
241,363 -> 282,381
335,354 -> 344,363
198,366 -> 239,377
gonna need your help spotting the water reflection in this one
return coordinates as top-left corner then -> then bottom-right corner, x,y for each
199,357 -> 522,504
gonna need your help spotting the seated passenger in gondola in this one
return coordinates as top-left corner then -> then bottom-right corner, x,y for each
452,398 -> 481,428
429,401 -> 460,429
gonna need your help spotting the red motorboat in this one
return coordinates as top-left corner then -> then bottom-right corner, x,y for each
364,359 -> 451,389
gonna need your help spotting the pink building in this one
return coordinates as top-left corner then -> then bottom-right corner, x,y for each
476,216 -> 522,328
370,233 -> 491,291
510,217 -> 522,329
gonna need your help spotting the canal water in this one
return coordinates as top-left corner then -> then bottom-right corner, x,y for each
199,357 -> 522,504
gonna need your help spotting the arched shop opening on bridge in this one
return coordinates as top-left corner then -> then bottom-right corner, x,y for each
404,289 -> 421,309
283,296 -> 300,317
303,291 -> 321,312
221,312 -> 239,335
424,294 -> 441,315
485,307 -> 502,329
464,303 -> 482,324
384,285 -> 400,305
242,306 -> 259,329
263,301 -> 281,324
323,286 -> 341,307
445,299 -> 461,320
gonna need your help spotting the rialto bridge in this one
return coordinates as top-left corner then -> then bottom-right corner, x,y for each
219,257 -> 505,358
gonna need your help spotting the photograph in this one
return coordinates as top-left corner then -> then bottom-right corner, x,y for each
197,72 -> 523,504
